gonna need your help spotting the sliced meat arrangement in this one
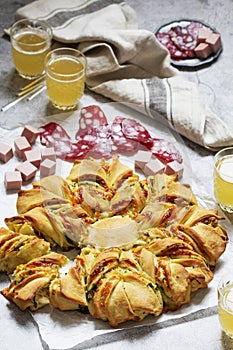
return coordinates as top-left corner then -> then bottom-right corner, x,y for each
156,21 -> 203,59
39,105 -> 182,164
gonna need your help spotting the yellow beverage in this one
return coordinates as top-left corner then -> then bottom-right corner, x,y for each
10,19 -> 52,79
218,282 -> 233,338
12,31 -> 50,79
46,52 -> 86,110
214,154 -> 233,212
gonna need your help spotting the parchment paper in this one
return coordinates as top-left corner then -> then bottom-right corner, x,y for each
0,101 -> 232,350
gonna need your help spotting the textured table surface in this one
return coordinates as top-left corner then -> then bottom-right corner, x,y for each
1,1 -> 233,349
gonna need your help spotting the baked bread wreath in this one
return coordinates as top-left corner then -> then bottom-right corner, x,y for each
1,156 -> 228,327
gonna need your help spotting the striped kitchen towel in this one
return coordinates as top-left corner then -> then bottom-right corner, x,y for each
14,0 -> 233,150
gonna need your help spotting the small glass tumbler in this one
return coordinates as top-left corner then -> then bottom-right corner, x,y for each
218,275 -> 233,339
45,48 -> 87,111
10,18 -> 53,80
214,147 -> 233,213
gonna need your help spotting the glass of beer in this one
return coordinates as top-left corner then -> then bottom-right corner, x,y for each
45,48 -> 87,111
214,147 -> 233,213
10,19 -> 52,80
218,275 -> 233,339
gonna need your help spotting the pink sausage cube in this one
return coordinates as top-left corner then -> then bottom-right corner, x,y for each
0,142 -> 13,163
205,33 -> 222,53
4,171 -> 22,191
21,125 -> 40,144
197,27 -> 212,43
15,161 -> 37,182
164,160 -> 184,179
194,42 -> 212,59
40,159 -> 56,178
41,147 -> 56,162
24,148 -> 42,168
134,150 -> 152,170
143,158 -> 165,176
14,136 -> 31,159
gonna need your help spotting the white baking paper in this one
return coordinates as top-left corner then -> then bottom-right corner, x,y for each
0,101 -> 232,350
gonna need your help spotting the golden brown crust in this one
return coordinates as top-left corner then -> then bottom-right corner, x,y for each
50,265 -> 87,310
67,158 -> 109,188
16,188 -> 70,215
107,156 -> 134,190
90,274 -> 120,320
1,157 -> 228,327
1,253 -> 68,311
84,247 -> 164,326
179,223 -> 227,266
0,227 -> 50,274
33,175 -> 72,200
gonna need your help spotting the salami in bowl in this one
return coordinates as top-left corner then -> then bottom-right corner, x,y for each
155,19 -> 222,68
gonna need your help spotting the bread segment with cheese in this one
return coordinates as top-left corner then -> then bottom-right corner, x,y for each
83,247 -> 163,326
1,253 -> 69,311
1,156 -> 228,327
0,227 -> 50,273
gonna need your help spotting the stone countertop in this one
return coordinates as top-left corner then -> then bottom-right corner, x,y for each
1,0 -> 233,349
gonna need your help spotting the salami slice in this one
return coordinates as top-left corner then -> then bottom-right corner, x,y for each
39,122 -> 73,158
90,138 -> 115,159
77,105 -> 108,134
171,32 -> 197,50
39,122 -> 71,146
111,117 -> 138,153
169,25 -> 197,56
93,125 -> 114,158
186,21 -> 202,37
156,33 -> 187,59
156,32 -> 172,46
169,45 -> 189,59
76,125 -> 114,159
156,21 -> 204,60
121,118 -> 154,149
64,140 -> 91,162
75,127 -> 99,146
151,138 -> 183,164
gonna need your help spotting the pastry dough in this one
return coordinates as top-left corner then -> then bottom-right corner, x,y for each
0,227 -> 50,273
50,264 -> 87,311
1,253 -> 68,311
1,156 -> 228,326
84,247 -> 163,326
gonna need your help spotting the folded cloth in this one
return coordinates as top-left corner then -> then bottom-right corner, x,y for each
15,0 -> 233,150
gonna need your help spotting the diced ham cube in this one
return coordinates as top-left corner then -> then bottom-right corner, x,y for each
205,33 -> 222,53
0,142 -> 13,163
164,160 -> 184,179
15,161 -> 37,181
143,158 -> 165,176
14,136 -> 31,159
24,148 -> 41,168
41,147 -> 56,162
194,42 -> 212,59
4,171 -> 22,190
40,159 -> 56,178
21,125 -> 40,144
134,150 -> 152,171
197,27 -> 212,43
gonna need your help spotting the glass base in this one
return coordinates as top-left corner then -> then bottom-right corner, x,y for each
18,71 -> 44,80
51,102 -> 78,111
222,329 -> 233,340
219,203 -> 233,214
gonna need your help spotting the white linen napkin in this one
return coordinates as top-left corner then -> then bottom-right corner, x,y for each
15,0 -> 233,150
